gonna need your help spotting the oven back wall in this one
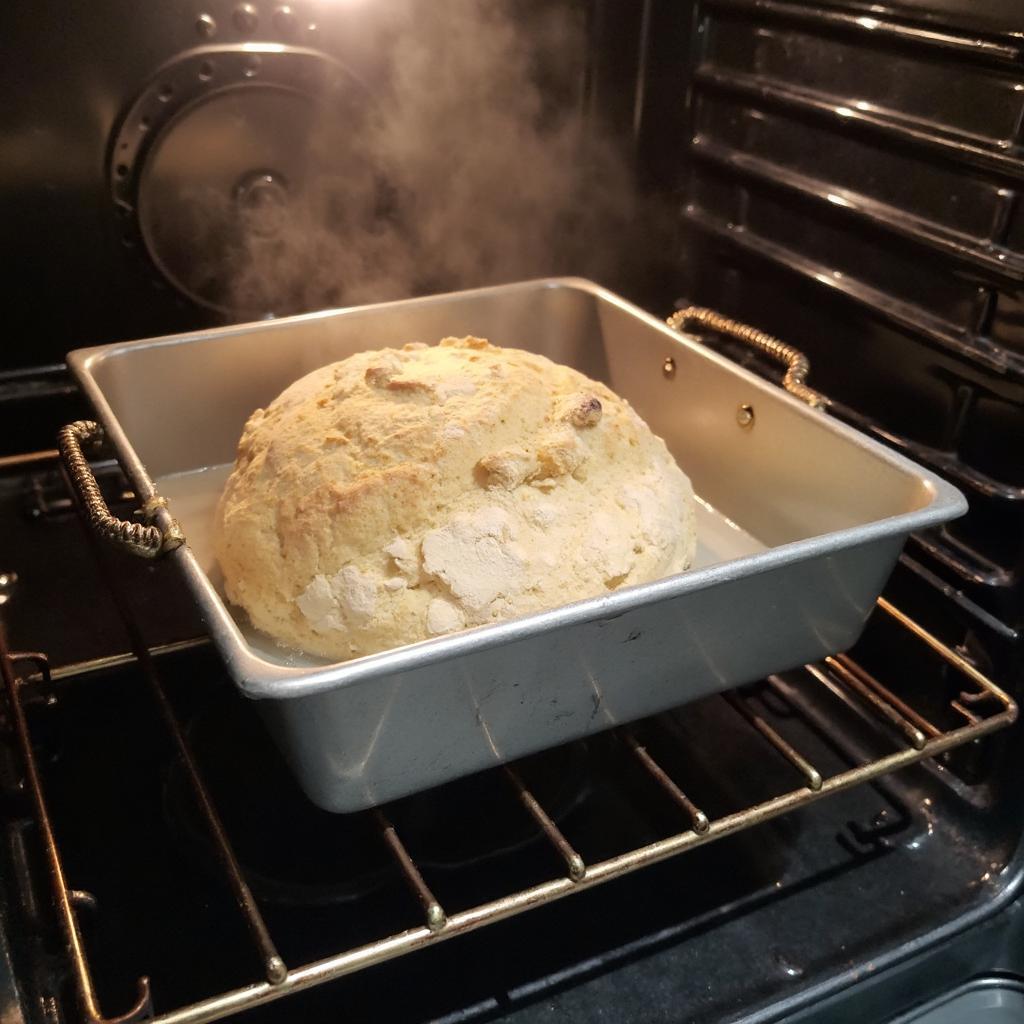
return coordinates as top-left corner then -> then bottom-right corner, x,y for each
0,2 -> 202,364
0,0 -> 649,372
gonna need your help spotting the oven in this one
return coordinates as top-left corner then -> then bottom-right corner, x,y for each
0,1 -> 1022,1023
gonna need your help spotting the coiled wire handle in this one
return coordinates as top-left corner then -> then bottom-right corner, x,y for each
666,307 -> 828,410
57,420 -> 184,559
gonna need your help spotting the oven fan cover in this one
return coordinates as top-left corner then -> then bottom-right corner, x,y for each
109,45 -> 367,317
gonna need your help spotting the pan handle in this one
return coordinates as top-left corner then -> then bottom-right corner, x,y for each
57,421 -> 184,559
666,307 -> 828,410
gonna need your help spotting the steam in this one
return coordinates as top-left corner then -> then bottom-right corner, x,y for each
192,0 -> 638,317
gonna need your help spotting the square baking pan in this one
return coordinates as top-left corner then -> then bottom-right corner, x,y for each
64,278 -> 966,811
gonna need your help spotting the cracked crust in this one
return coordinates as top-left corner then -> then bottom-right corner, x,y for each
215,336 -> 696,661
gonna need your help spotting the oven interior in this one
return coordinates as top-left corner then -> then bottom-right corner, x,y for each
0,1 -> 1022,1023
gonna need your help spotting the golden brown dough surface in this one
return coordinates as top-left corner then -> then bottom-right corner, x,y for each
215,337 -> 696,661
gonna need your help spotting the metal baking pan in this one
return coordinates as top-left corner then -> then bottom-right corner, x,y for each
63,278 -> 966,812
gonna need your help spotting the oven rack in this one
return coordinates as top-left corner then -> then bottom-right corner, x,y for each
0,518 -> 1016,1024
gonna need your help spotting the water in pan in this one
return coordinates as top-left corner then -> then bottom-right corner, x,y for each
155,464 -> 766,667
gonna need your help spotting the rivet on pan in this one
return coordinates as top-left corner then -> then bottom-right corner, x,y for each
274,5 -> 296,34
662,357 -> 676,379
737,404 -> 755,429
195,12 -> 217,37
234,2 -> 258,33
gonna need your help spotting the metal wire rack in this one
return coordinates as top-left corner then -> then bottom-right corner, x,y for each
1,611 -> 1016,1024
0,461 -> 1016,1024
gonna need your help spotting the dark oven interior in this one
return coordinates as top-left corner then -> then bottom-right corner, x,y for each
0,2 -> 1023,1023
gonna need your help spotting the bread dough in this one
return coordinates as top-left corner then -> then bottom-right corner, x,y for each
215,337 -> 696,661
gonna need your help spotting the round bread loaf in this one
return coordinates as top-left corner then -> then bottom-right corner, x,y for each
215,337 -> 696,661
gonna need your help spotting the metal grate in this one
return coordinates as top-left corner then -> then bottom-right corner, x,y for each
0,459 -> 1016,1024
0,610 -> 1015,1022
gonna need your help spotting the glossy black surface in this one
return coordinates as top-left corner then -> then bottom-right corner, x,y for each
1,1 -> 1024,1022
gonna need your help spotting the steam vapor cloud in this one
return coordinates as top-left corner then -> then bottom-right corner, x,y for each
190,0 -> 639,317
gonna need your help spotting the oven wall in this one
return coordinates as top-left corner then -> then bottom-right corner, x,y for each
0,0 -> 650,370
0,2 -> 202,362
636,0 -> 1024,635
